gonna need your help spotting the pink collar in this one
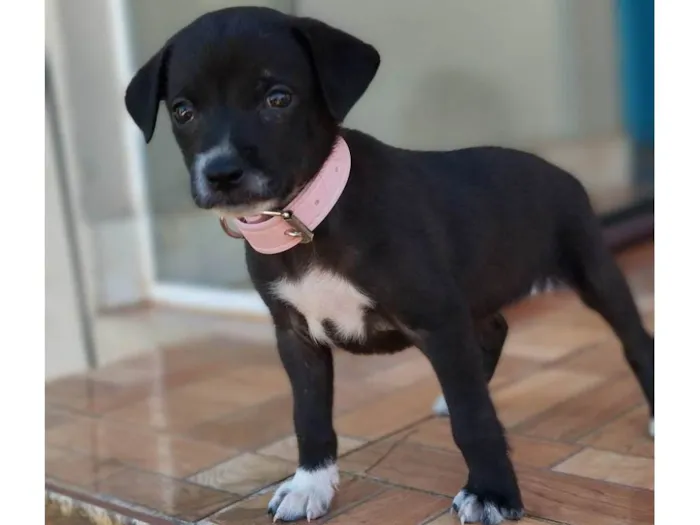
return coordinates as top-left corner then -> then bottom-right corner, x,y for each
219,137 -> 351,254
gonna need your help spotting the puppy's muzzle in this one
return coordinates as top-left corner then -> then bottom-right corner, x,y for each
203,153 -> 246,192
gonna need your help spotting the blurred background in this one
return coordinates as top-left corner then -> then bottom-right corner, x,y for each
46,0 -> 653,379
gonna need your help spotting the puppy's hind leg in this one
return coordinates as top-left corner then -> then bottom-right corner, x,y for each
433,313 -> 508,417
561,210 -> 654,437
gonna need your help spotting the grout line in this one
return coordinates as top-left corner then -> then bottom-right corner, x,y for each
544,444 -> 589,470
542,464 -> 654,493
336,414 -> 436,460
363,429 -> 419,474
572,402 -> 650,445
46,489 -> 181,525
340,470 -> 453,500
573,443 -> 653,461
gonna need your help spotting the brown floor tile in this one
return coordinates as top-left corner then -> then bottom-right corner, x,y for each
404,418 -> 581,470
363,441 -> 466,497
95,468 -> 236,521
504,320 -> 610,363
339,430 -> 415,474
205,492 -> 278,525
322,476 -> 392,522
117,336 -> 271,375
208,475 -> 388,524
334,379 -> 393,414
188,453 -> 294,496
177,365 -> 291,407
503,291 -> 579,326
186,395 -> 294,450
257,435 -> 366,463
507,435 -> 582,469
45,447 -> 125,491
333,351 -> 406,382
493,369 -> 604,428
46,417 -> 236,477
335,378 -> 441,440
522,302 -> 611,333
106,389 -> 241,432
552,340 -> 628,376
553,448 -> 654,490
46,376 -> 154,415
87,337 -> 279,395
425,512 -> 556,525
488,354 -> 543,390
331,348 -> 431,412
363,350 -> 433,389
516,373 -> 644,441
404,418 -> 458,453
516,466 -> 653,525
578,406 -> 654,458
325,488 -> 448,524
616,242 -> 653,271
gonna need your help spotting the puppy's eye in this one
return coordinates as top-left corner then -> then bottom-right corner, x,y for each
172,100 -> 196,125
265,89 -> 293,109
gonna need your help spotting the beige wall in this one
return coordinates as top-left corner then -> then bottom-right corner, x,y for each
299,0 -> 619,149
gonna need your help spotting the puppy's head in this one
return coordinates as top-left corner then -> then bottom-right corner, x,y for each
125,7 -> 379,215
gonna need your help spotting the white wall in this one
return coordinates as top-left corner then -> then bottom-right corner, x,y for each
45,106 -> 89,380
49,0 -> 152,308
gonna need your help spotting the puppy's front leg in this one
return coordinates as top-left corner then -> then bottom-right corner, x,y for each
268,328 -> 339,522
420,317 -> 524,524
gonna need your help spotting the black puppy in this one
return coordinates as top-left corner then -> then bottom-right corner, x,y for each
125,7 -> 654,524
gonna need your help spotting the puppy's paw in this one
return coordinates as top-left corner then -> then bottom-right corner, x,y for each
433,394 -> 449,417
267,463 -> 339,522
452,489 -> 524,525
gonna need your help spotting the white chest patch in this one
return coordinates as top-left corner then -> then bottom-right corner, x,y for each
271,268 -> 373,345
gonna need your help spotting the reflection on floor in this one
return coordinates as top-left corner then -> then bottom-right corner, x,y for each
46,242 -> 654,525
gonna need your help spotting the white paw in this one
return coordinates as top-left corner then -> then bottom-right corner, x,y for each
649,417 -> 654,438
268,463 -> 339,522
433,394 -> 449,416
452,489 -> 524,525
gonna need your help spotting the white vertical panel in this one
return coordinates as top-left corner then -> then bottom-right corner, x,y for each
45,106 -> 89,380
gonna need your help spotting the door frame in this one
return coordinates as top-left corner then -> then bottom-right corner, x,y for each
48,0 -> 272,316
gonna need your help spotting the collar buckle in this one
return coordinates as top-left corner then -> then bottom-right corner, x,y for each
262,210 -> 314,244
219,210 -> 314,244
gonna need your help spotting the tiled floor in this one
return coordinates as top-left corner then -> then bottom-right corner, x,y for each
46,242 -> 654,525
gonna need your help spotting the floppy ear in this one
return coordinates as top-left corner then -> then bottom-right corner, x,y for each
293,18 -> 380,122
124,47 -> 169,143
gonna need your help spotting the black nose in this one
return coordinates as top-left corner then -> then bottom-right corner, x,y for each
204,155 -> 246,190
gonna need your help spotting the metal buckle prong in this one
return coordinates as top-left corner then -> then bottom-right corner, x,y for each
265,210 -> 314,244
